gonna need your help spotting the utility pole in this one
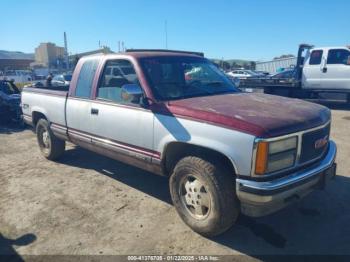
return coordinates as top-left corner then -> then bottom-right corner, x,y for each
165,20 -> 168,49
118,41 -> 121,52
64,32 -> 69,70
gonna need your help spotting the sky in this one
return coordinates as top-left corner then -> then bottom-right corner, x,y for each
1,0 -> 349,61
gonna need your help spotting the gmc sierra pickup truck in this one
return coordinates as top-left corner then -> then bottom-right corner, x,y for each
21,50 -> 337,236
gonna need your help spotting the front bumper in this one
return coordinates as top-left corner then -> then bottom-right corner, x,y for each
236,140 -> 337,217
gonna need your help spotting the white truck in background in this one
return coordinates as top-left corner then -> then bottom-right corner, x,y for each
240,44 -> 350,103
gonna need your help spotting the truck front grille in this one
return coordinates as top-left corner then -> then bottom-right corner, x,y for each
300,124 -> 330,164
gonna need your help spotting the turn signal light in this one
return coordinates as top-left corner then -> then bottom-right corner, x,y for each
255,141 -> 268,175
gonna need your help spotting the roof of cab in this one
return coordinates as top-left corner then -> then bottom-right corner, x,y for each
81,50 -> 205,60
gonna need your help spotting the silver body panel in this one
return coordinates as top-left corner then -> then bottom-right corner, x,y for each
21,91 -> 67,126
153,113 -> 256,176
90,101 -> 154,152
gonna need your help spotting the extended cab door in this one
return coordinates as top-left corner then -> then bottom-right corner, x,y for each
302,49 -> 324,89
66,57 -> 100,144
321,48 -> 350,90
89,59 -> 156,164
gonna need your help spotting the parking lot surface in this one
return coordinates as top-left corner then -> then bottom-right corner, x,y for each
1,103 -> 350,259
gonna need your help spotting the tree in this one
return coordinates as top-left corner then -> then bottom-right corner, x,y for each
273,54 -> 295,60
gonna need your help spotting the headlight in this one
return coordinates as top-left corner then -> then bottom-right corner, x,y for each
254,136 -> 298,175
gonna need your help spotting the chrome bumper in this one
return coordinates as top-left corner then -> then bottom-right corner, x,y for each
236,140 -> 337,217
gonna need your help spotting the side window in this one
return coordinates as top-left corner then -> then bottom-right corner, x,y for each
97,59 -> 139,104
309,50 -> 323,65
75,59 -> 99,98
327,49 -> 350,65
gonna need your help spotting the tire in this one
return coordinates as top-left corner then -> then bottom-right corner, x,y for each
36,118 -> 65,160
169,156 -> 240,237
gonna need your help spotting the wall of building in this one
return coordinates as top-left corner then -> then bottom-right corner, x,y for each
256,57 -> 297,73
35,43 -> 65,67
0,59 -> 34,71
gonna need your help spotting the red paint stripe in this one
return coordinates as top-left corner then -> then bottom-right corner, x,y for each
59,125 -> 161,159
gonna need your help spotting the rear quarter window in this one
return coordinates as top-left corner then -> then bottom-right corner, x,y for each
75,59 -> 99,98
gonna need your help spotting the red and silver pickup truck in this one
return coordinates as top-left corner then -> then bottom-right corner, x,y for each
21,50 -> 337,236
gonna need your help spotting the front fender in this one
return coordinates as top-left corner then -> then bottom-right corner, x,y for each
154,114 -> 256,176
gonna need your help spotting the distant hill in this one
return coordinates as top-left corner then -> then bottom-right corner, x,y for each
0,50 -> 34,60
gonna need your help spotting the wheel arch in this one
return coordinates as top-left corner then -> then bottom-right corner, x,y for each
161,141 -> 238,177
32,110 -> 48,127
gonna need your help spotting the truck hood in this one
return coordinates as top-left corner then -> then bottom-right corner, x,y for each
162,93 -> 330,138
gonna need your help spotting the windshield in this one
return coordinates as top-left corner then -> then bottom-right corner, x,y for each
140,56 -> 239,101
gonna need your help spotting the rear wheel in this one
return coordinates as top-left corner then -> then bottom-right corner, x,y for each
169,156 -> 240,237
36,119 -> 65,160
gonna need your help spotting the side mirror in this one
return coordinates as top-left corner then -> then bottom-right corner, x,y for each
121,84 -> 144,104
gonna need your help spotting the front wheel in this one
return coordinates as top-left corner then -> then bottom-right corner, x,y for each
36,118 -> 65,160
169,156 -> 240,237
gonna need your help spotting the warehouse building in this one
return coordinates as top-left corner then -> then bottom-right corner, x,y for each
0,51 -> 34,71
256,57 -> 297,74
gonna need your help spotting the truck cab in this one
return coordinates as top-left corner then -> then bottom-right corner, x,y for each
302,46 -> 350,90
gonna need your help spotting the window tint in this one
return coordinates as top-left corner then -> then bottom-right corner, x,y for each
309,50 -> 323,65
75,59 -> 99,98
97,60 -> 139,104
327,49 -> 350,65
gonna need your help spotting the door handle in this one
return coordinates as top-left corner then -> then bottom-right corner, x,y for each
91,108 -> 99,115
322,67 -> 327,73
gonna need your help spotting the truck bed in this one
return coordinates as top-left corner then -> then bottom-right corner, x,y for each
21,86 -> 68,127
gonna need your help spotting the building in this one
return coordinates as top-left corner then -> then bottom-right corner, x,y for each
0,50 -> 34,71
256,57 -> 297,74
34,42 -> 66,68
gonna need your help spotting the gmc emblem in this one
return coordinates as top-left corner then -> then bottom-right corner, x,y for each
315,135 -> 328,149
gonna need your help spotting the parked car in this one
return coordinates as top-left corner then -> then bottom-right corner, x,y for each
271,69 -> 296,78
227,69 -> 264,79
21,50 -> 337,237
254,70 -> 270,76
0,80 -> 22,123
51,74 -> 72,87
